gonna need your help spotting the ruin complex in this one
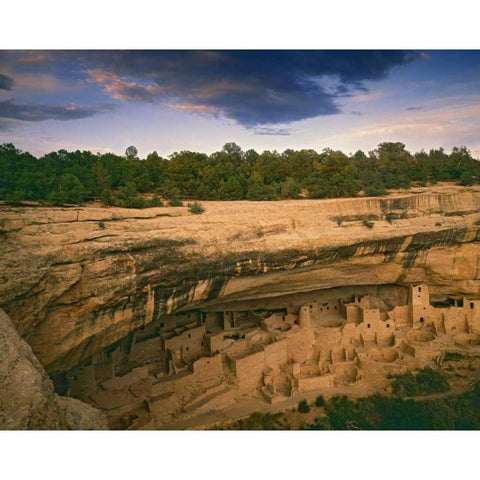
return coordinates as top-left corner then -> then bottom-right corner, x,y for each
63,283 -> 480,429
4,185 -> 480,428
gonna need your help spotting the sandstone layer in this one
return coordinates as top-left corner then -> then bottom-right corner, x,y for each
0,308 -> 107,429
2,184 -> 480,374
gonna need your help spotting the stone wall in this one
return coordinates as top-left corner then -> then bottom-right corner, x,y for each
232,350 -> 266,392
297,374 -> 333,392
192,354 -> 224,378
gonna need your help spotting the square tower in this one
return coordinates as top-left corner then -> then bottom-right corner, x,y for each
409,284 -> 430,327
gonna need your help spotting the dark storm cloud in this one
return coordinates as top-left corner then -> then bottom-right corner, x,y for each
2,50 -> 415,127
81,50 -> 414,126
0,100 -> 114,122
0,73 -> 14,90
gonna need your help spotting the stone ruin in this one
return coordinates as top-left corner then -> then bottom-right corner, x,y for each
60,283 -> 480,429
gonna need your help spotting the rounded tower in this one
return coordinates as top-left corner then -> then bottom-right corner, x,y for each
299,305 -> 312,329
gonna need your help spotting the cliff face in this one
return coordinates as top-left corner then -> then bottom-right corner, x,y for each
0,308 -> 107,429
2,184 -> 480,374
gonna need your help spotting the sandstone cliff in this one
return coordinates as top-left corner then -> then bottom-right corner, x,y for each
1,184 -> 480,374
0,308 -> 107,429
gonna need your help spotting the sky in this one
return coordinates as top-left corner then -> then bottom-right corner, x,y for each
1,50 -> 480,158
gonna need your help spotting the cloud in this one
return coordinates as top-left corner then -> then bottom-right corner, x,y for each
323,99 -> 480,147
81,50 -> 413,127
0,50 -> 415,128
86,69 -> 163,102
0,74 -> 14,90
167,103 -> 220,116
418,52 -> 432,61
16,53 -> 51,64
253,126 -> 291,136
406,106 -> 423,111
0,100 -> 114,122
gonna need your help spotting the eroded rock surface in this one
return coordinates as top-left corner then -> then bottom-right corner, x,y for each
0,308 -> 107,429
2,184 -> 480,374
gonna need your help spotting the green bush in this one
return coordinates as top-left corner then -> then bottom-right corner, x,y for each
335,216 -> 344,226
168,198 -> 183,207
149,194 -> 163,207
391,367 -> 450,396
122,196 -> 147,209
315,395 -> 326,407
385,212 -> 399,223
48,173 -> 86,205
4,190 -> 26,205
231,384 -> 480,430
98,221 -> 106,230
187,201 -> 205,214
443,351 -> 466,362
226,412 -> 283,430
364,184 -> 387,196
298,399 -> 310,414
100,189 -> 113,206
246,182 -> 278,201
362,218 -> 374,229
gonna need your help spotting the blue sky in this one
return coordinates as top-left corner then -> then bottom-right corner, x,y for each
1,50 -> 480,157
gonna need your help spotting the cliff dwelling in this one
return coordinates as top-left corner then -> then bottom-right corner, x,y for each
4,186 -> 480,430
59,282 -> 480,429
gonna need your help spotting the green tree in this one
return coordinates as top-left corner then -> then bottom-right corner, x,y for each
222,142 -> 243,158
49,173 -> 86,204
218,177 -> 244,200
125,145 -> 138,160
280,177 -> 301,198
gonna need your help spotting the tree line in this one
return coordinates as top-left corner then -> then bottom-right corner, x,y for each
1,141 -> 479,207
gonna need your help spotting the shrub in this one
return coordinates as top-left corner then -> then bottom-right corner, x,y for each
315,395 -> 326,407
4,190 -> 26,205
460,170 -> 475,186
100,189 -> 113,206
122,196 -> 147,208
391,367 -> 450,396
281,177 -> 301,199
362,218 -> 374,229
98,221 -> 106,230
443,351 -> 466,362
187,201 -> 205,214
364,184 -> 387,196
227,412 -> 283,430
149,194 -> 163,207
48,173 -> 86,205
335,216 -> 344,226
385,212 -> 398,223
298,399 -> 310,414
168,198 -> 183,207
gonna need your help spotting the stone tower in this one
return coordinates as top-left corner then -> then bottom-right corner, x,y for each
298,305 -> 313,329
409,284 -> 430,327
